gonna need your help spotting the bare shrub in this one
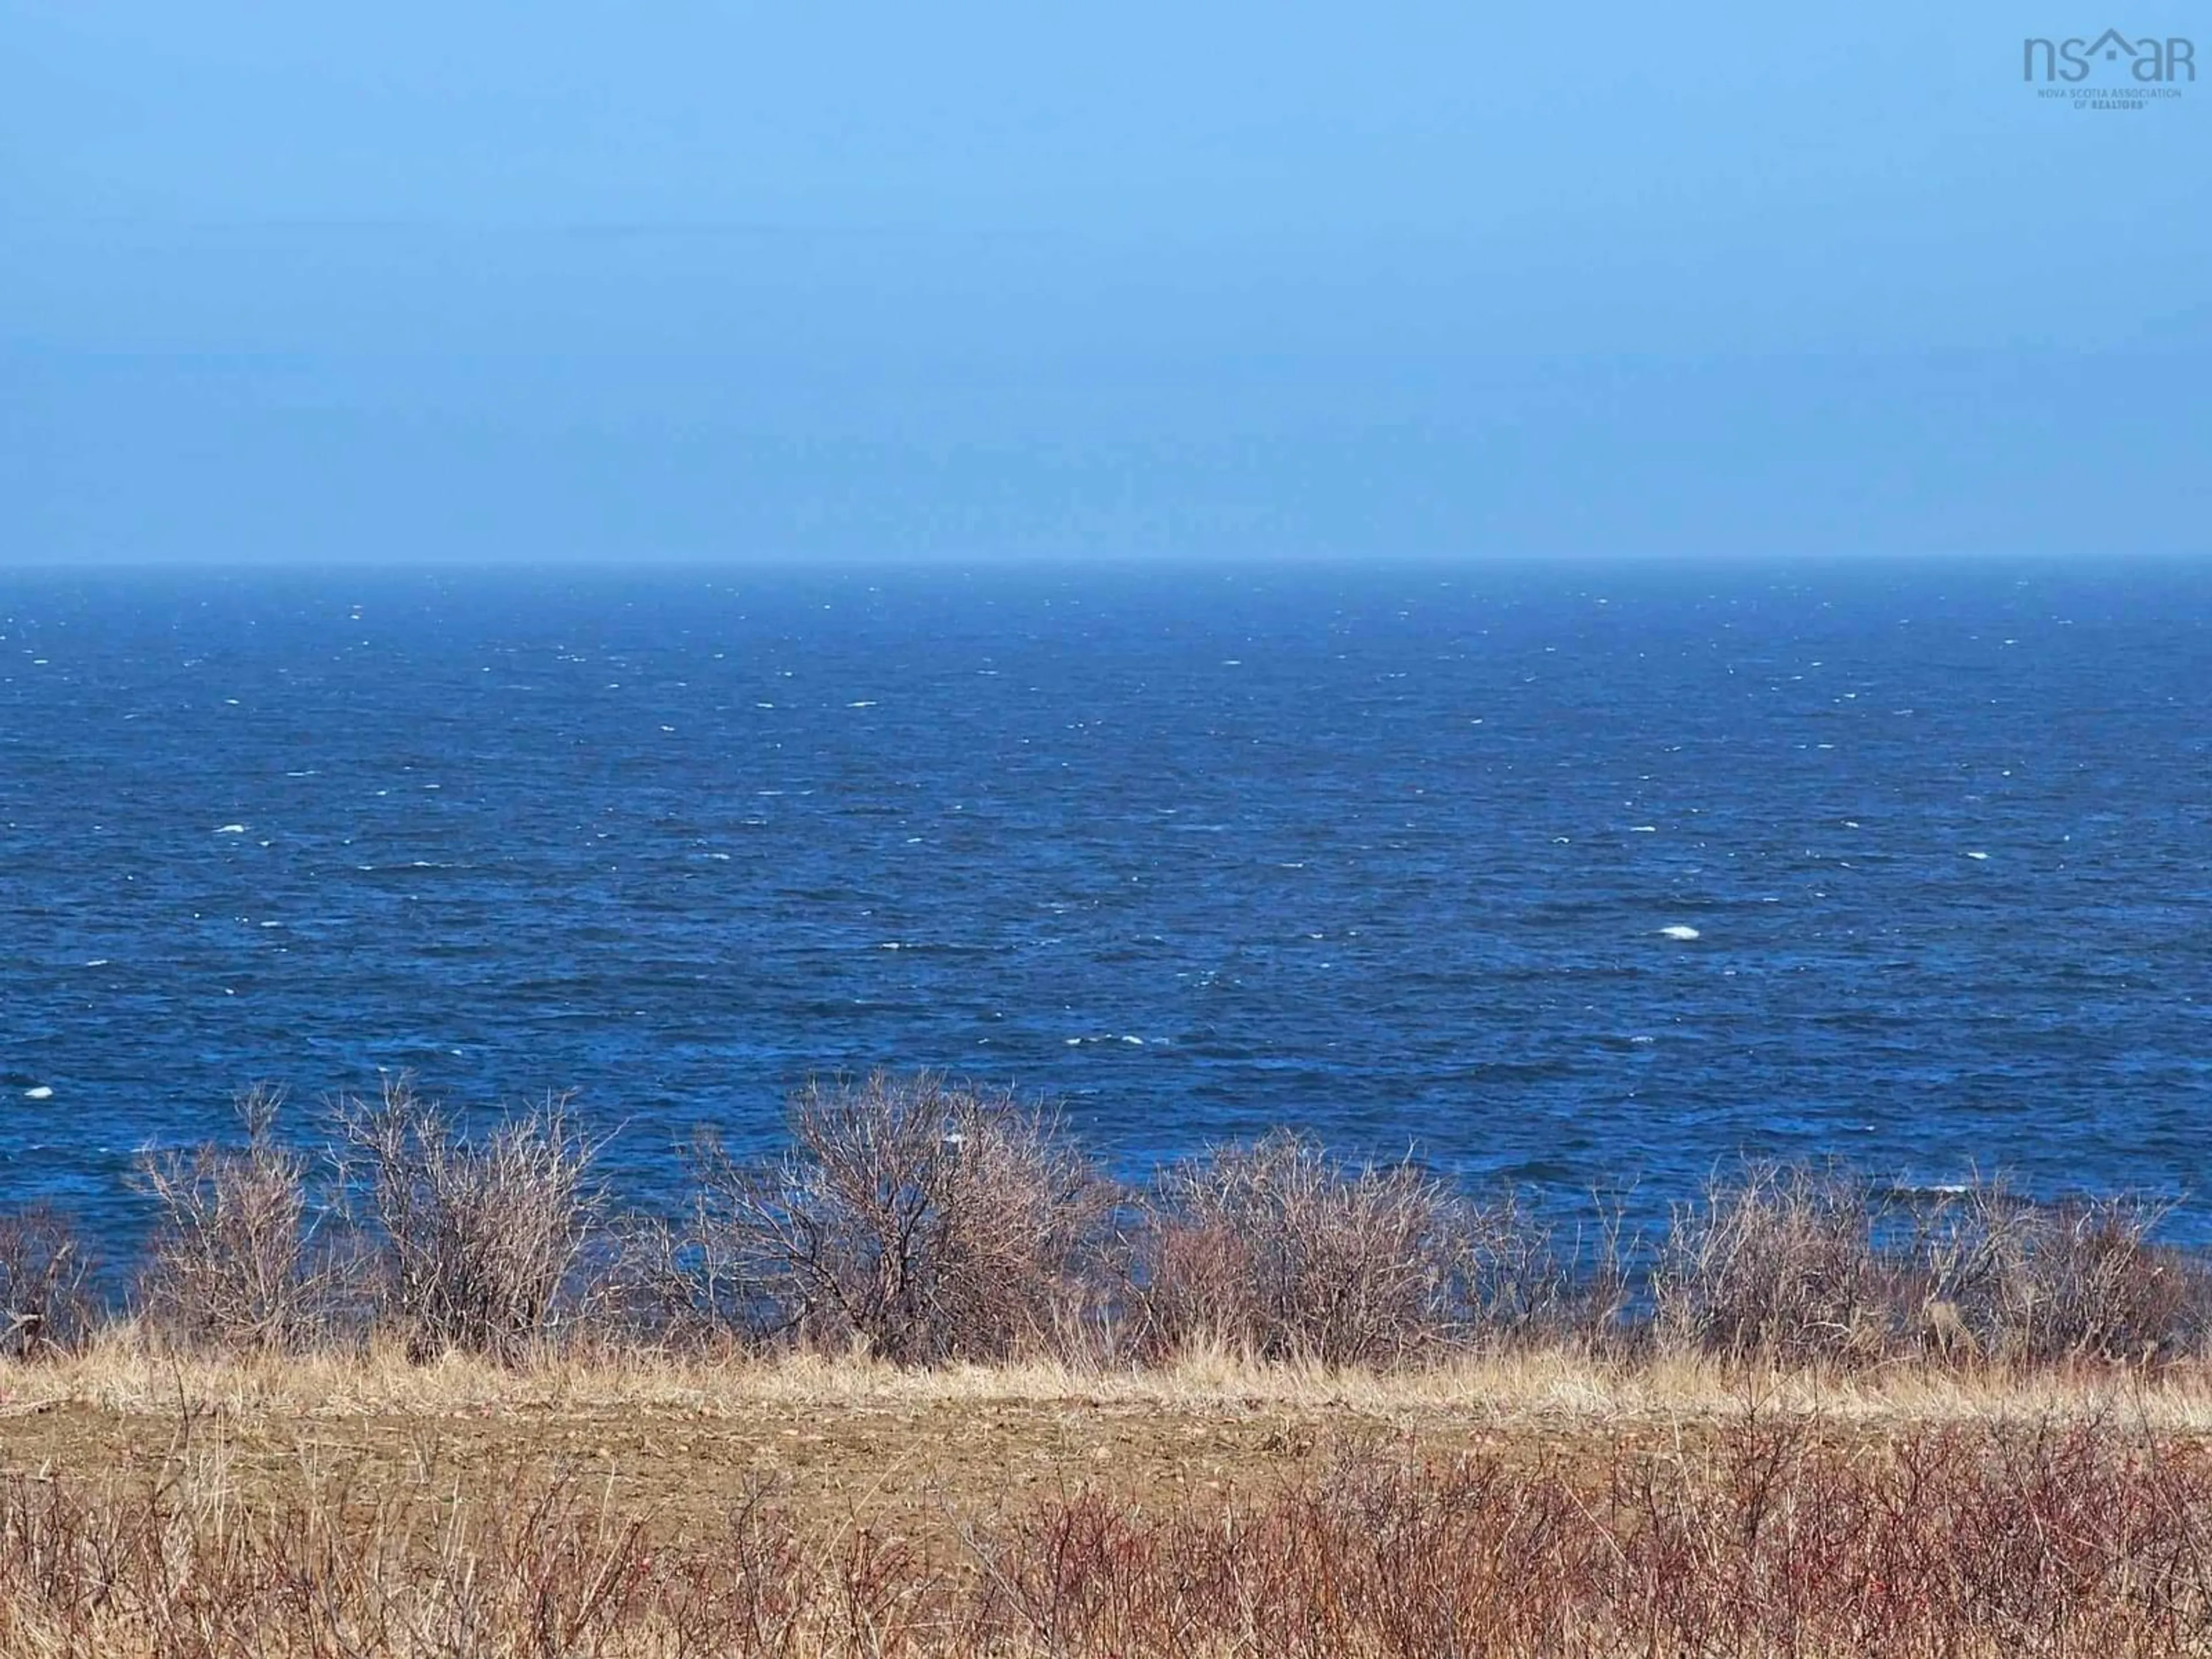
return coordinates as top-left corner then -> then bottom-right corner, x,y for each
681,1072 -> 1118,1364
132,1086 -> 330,1351
1918,1185 -> 2210,1364
0,1206 -> 95,1359
1652,1165 -> 2211,1370
1131,1131 -> 1478,1366
335,1077 -> 607,1362
1462,1189 -> 1634,1350
1653,1162 -> 1897,1364
597,1209 -> 717,1351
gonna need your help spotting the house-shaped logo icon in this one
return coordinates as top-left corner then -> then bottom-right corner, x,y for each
2022,28 -> 2198,83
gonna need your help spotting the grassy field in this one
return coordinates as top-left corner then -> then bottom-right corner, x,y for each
8,1077 -> 2212,1651
20,1338 -> 2212,1534
6,1342 -> 2212,1655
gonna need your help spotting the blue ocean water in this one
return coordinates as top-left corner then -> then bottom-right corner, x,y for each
3,560 -> 2209,1247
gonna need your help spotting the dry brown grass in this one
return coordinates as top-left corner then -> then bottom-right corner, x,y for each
10,1331 -> 2212,1654
2,1351 -> 2211,1656
14,1079 -> 2212,1650
21,1328 -> 2212,1448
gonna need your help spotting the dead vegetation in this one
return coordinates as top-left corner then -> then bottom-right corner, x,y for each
671,1073 -> 1118,1364
1654,1161 -> 2212,1368
3,1075 -> 2206,1653
0,1403 -> 2207,1656
13,1073 -> 2210,1381
1127,1130 -> 1478,1365
130,1085 -> 331,1353
0,1204 -> 94,1361
332,1077 -> 608,1362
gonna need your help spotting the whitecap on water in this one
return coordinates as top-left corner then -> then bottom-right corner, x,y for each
1659,925 -> 1702,941
24,1086 -> 52,1100
214,824 -> 247,834
1966,851 -> 1990,861
1628,825 -> 1658,833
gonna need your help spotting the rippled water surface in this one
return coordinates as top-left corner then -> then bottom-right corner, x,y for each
4,559 -> 2209,1244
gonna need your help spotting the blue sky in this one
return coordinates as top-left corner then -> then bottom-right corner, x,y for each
4,1 -> 2206,563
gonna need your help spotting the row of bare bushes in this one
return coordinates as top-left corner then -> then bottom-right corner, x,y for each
3,1071 -> 2206,1369
128,1080 -> 606,1362
1654,1160 -> 2212,1366
2,1413 -> 2209,1655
